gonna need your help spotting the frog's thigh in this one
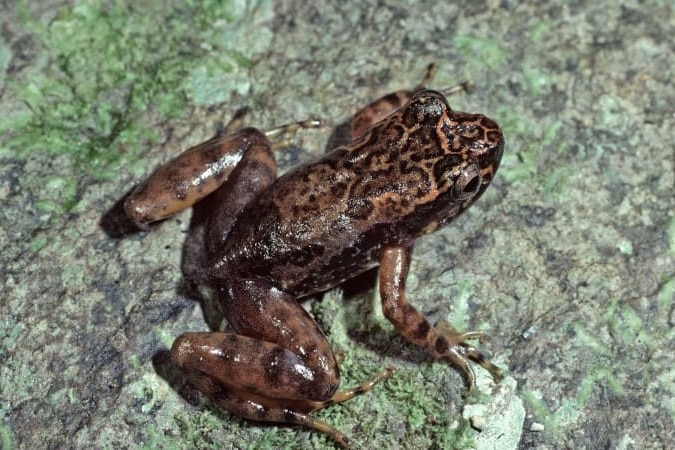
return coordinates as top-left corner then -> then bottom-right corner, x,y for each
172,332 -> 332,401
125,128 -> 273,226
218,278 -> 340,400
204,141 -> 277,255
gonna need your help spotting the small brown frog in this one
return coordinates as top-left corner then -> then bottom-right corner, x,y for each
124,75 -> 504,447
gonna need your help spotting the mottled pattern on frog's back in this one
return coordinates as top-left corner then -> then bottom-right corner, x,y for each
216,91 -> 503,297
215,135 -> 397,296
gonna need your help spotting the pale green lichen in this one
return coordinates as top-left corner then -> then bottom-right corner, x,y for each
453,36 -> 507,72
2,0 -> 272,213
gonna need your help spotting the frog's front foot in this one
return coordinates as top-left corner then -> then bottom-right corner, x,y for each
435,320 -> 503,390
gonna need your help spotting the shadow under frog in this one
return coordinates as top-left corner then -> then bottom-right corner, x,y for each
121,77 -> 505,448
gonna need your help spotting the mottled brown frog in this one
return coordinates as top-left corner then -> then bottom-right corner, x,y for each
124,80 -> 504,447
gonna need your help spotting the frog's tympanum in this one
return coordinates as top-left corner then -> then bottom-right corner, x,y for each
124,79 -> 504,447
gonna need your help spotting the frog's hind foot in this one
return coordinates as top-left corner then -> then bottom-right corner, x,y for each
282,410 -> 353,449
261,367 -> 394,449
308,366 -> 395,412
265,118 -> 325,150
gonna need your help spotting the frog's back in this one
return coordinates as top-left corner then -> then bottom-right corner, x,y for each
213,90 -> 504,296
217,145 -> 390,296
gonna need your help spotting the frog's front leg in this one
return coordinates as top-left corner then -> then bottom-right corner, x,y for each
379,244 -> 503,389
171,279 -> 391,448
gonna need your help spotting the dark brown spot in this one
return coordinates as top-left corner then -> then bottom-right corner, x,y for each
413,320 -> 431,340
278,243 -> 325,267
262,347 -> 287,388
283,409 -> 297,423
330,181 -> 348,198
434,335 -> 449,354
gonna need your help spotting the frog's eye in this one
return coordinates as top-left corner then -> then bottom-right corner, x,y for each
452,163 -> 482,200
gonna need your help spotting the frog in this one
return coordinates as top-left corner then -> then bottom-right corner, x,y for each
124,75 -> 505,447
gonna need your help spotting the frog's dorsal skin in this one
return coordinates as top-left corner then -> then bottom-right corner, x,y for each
212,91 -> 502,299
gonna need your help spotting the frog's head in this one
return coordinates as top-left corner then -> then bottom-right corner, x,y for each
401,90 -> 504,231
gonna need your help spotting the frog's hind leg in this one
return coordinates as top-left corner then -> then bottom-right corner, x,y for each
124,117 -> 323,229
124,127 -> 275,227
171,333 -> 391,449
170,279 -> 393,447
